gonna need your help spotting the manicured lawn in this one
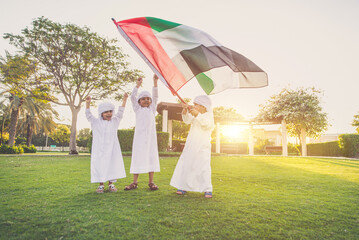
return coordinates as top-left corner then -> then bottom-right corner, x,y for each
0,155 -> 358,239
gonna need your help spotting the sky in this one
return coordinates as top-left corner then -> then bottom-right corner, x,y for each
0,0 -> 358,135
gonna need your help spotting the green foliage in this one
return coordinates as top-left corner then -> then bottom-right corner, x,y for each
257,87 -> 328,143
88,129 -> 169,152
117,129 -> 135,152
155,114 -> 190,139
254,138 -> 274,154
288,143 -> 301,155
339,134 -> 359,158
307,141 -> 343,157
4,17 -> 143,152
213,106 -> 245,122
76,128 -> 91,147
4,17 -> 142,102
49,125 -> 70,147
0,144 -> 24,154
157,131 -> 169,152
171,139 -> 186,152
20,144 -> 37,153
15,136 -> 26,145
0,53 -> 52,100
352,112 -> 359,133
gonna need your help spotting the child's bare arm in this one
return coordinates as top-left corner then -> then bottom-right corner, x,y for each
85,96 -> 91,109
181,103 -> 189,115
153,74 -> 158,87
122,93 -> 128,107
136,77 -> 143,88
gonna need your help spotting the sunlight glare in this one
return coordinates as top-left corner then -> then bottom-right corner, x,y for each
220,125 -> 246,140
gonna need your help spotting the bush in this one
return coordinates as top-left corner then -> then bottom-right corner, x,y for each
118,129 -> 135,152
0,145 -> 24,154
288,143 -> 300,155
339,134 -> 359,158
87,129 -> 169,153
21,145 -> 37,153
171,139 -> 186,152
307,141 -> 342,157
15,136 -> 27,145
157,132 -> 169,152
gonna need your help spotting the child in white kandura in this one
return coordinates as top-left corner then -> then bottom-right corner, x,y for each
85,94 -> 128,193
170,95 -> 215,198
124,75 -> 160,191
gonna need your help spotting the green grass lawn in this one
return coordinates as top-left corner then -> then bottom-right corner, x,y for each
0,155 -> 358,239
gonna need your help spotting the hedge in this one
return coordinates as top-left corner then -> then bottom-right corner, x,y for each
21,145 -> 37,153
0,145 -> 24,154
307,141 -> 342,157
339,134 -> 359,158
211,142 -> 248,154
88,129 -> 169,152
171,139 -> 186,152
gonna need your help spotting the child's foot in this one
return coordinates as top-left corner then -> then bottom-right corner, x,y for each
108,184 -> 118,193
176,189 -> 187,195
96,185 -> 104,193
124,182 -> 138,191
204,192 -> 213,198
148,182 -> 158,191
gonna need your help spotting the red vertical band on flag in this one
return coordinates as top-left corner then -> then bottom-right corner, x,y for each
116,18 -> 187,93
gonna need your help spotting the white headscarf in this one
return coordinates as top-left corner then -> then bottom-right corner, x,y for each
98,102 -> 115,118
194,95 -> 212,111
137,91 -> 152,102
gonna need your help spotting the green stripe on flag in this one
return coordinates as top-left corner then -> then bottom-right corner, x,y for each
196,73 -> 214,95
146,17 -> 180,32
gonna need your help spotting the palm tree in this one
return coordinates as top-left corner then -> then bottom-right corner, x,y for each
17,100 -> 59,146
0,52 -> 52,146
0,100 -> 11,145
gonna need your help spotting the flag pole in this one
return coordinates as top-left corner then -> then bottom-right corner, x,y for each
112,18 -> 186,104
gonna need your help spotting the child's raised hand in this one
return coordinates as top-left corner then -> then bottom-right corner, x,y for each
136,78 -> 143,88
122,93 -> 128,107
153,74 -> 158,87
181,102 -> 189,114
189,108 -> 199,117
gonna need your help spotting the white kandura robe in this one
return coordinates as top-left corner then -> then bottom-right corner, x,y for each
170,111 -> 215,192
130,87 -> 160,174
86,107 -> 126,183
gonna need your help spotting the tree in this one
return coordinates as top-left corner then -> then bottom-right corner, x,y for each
77,128 -> 91,147
352,112 -> 359,133
213,106 -> 245,123
17,100 -> 58,146
4,17 -> 142,154
0,53 -> 51,146
0,100 -> 11,144
256,87 -> 328,148
49,125 -> 70,151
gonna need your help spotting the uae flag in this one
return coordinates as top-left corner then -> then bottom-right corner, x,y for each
113,17 -> 268,95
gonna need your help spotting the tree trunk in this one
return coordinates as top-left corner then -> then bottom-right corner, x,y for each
8,108 -> 20,146
300,128 -> 307,157
69,105 -> 80,155
26,122 -> 33,147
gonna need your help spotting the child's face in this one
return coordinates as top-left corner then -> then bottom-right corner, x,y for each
194,103 -> 207,113
101,110 -> 113,121
138,97 -> 152,108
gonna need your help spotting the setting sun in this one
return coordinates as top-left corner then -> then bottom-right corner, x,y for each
220,125 -> 247,140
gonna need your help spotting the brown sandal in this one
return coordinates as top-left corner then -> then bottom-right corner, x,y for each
148,183 -> 158,191
124,182 -> 138,191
